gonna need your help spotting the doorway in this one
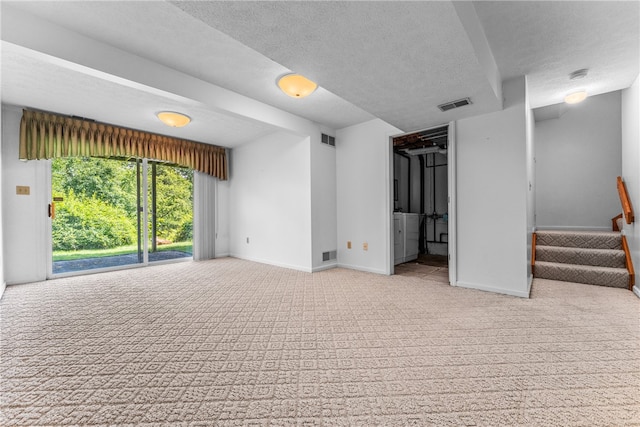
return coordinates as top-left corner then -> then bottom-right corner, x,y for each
391,124 -> 454,282
49,157 -> 193,276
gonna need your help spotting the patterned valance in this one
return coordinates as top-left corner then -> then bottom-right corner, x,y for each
19,109 -> 228,180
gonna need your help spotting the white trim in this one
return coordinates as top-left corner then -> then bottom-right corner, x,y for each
386,131 -> 394,276
230,254 -> 313,273
447,121 -> 457,286
454,280 -> 531,298
48,256 -> 193,280
215,252 -> 230,258
527,274 -> 533,298
536,225 -> 611,231
0,281 -> 6,300
312,262 -> 338,272
338,263 -> 388,275
633,285 -> 640,299
46,160 -> 53,279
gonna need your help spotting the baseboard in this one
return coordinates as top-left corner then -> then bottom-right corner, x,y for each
527,274 -> 533,297
633,285 -> 640,299
229,254 -> 313,273
454,280 -> 530,298
312,263 -> 337,272
337,263 -> 388,275
535,225 -> 611,232
214,252 -> 230,258
0,281 -> 5,300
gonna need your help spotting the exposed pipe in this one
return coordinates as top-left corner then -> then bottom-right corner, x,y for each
419,154 -> 426,254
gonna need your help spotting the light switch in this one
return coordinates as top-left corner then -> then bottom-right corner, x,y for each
347,241 -> 352,249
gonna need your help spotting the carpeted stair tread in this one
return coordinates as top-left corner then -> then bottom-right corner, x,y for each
535,245 -> 626,268
535,261 -> 629,289
535,230 -> 621,250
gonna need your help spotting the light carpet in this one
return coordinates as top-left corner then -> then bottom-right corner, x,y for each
1,258 -> 639,426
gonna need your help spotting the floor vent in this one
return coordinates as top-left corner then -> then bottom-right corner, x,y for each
437,98 -> 471,112
322,250 -> 337,262
321,133 -> 336,147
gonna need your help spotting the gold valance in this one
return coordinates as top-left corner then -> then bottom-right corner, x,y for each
19,109 -> 228,180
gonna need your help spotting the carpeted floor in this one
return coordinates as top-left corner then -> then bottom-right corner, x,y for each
1,258 -> 639,426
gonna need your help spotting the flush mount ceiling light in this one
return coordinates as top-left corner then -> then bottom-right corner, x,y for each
277,73 -> 318,98
564,91 -> 588,104
157,111 -> 191,127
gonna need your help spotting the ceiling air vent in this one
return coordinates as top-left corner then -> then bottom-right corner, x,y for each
437,98 -> 472,112
321,133 -> 335,147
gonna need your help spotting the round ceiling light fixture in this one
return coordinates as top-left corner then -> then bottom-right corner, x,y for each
157,111 -> 191,127
277,73 -> 318,98
564,90 -> 588,104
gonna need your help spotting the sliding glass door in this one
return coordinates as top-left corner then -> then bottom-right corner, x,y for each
50,157 -> 192,276
146,161 -> 193,263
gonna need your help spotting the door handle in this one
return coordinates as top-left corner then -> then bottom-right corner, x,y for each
48,203 -> 55,219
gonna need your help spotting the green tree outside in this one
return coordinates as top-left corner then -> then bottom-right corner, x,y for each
52,157 -> 193,255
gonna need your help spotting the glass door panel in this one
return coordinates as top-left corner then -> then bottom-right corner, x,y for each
51,157 -> 193,276
51,157 -> 141,274
147,162 -> 193,262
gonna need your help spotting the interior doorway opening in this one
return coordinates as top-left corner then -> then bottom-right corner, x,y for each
392,124 -> 450,280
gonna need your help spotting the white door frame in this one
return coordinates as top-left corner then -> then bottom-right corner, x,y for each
447,121 -> 457,286
388,122 -> 457,285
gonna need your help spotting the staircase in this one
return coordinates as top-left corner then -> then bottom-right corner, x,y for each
534,230 -> 630,289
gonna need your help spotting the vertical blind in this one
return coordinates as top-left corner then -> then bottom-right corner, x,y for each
19,109 -> 228,180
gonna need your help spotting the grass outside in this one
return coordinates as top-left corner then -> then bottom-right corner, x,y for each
53,241 -> 193,261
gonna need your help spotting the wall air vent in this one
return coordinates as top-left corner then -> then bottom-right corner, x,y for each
322,250 -> 337,262
437,98 -> 472,112
321,133 -> 336,147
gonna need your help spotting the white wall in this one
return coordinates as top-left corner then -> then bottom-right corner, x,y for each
455,76 -> 530,297
526,89 -> 535,283
535,91 -> 622,230
2,105 -> 49,284
336,119 -> 401,275
229,131 -> 313,271
621,76 -> 639,294
0,104 -> 4,296
310,131 -> 337,271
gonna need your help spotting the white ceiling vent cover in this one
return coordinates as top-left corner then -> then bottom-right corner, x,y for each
437,98 -> 472,112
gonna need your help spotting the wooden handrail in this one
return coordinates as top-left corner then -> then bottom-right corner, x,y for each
617,176 -> 634,225
621,235 -> 635,290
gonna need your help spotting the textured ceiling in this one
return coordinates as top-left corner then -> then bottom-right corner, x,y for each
173,1 -> 503,133
0,1 -> 374,132
474,1 -> 639,108
1,1 -> 638,147
1,45 -> 280,148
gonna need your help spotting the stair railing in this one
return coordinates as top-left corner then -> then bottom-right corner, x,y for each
616,176 -> 636,290
617,176 -> 634,224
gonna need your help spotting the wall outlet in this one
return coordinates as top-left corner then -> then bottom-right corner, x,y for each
363,242 -> 368,251
16,186 -> 30,195
347,241 -> 352,249
246,237 -> 250,244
